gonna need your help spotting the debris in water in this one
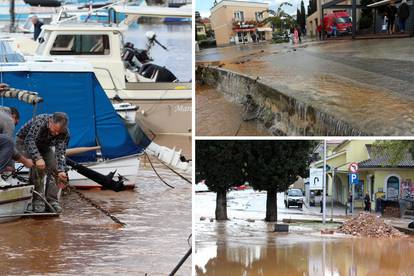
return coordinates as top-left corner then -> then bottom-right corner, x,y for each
338,213 -> 405,238
247,219 -> 255,223
200,216 -> 206,221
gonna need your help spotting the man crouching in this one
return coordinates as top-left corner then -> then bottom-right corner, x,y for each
16,112 -> 70,213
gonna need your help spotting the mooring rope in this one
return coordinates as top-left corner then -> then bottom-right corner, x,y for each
156,158 -> 191,185
145,152 -> 175,189
65,185 -> 126,227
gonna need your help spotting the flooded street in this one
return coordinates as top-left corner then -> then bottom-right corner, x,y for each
196,38 -> 414,135
196,84 -> 269,136
195,189 -> 414,275
0,139 -> 192,276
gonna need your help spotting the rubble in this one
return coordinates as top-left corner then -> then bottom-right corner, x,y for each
338,212 -> 406,238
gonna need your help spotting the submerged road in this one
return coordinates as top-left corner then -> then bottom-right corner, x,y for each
0,156 -> 191,275
197,38 -> 414,135
195,189 -> 414,275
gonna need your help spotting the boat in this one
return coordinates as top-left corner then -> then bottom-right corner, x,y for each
0,38 -> 191,190
11,3 -> 192,136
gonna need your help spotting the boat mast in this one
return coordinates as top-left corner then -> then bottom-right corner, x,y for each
9,0 -> 15,32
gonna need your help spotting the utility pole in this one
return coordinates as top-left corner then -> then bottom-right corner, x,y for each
331,168 -> 335,221
322,139 -> 327,224
352,0 -> 357,39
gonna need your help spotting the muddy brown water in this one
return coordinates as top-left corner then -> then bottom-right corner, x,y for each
0,137 -> 192,276
196,223 -> 414,276
195,190 -> 414,275
196,83 -> 269,136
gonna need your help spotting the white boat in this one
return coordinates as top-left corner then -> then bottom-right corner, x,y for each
0,181 -> 34,222
10,3 -> 192,136
67,154 -> 140,190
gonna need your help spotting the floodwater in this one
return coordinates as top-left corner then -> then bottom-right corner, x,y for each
0,143 -> 192,275
196,83 -> 269,136
195,189 -> 414,275
198,38 -> 414,135
125,22 -> 192,82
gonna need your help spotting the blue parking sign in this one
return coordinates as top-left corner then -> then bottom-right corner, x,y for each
349,173 -> 359,185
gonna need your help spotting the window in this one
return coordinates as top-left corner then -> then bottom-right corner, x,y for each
255,12 -> 263,21
50,34 -> 110,55
234,11 -> 244,22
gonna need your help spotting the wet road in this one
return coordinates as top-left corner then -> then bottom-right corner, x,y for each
195,189 -> 414,275
197,38 -> 414,135
196,84 -> 270,136
0,157 -> 191,275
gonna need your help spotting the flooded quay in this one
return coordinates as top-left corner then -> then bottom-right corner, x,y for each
196,38 -> 414,136
0,156 -> 191,275
196,83 -> 269,136
195,190 -> 414,276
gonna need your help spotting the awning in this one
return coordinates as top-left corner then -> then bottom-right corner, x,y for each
233,28 -> 256,32
257,27 -> 272,32
367,0 -> 401,8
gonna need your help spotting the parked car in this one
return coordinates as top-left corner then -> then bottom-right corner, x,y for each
323,10 -> 352,37
284,189 -> 304,209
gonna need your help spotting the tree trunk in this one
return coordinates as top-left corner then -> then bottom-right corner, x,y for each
215,190 -> 228,220
265,189 -> 277,222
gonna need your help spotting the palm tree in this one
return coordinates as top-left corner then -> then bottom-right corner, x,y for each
260,2 -> 294,32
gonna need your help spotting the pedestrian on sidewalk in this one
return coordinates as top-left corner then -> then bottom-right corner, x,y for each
364,193 -> 371,212
317,24 -> 323,40
293,27 -> 299,46
385,1 -> 397,34
398,0 -> 410,33
16,112 -> 70,213
348,192 -> 353,214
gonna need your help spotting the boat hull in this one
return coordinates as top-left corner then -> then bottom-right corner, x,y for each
0,183 -> 34,222
68,155 -> 140,190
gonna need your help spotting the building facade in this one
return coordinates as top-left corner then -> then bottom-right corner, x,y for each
310,140 -> 414,212
210,0 -> 273,46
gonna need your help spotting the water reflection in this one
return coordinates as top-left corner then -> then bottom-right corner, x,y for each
196,230 -> 414,276
0,155 -> 192,275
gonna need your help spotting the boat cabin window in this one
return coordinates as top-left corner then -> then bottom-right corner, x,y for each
50,34 -> 110,55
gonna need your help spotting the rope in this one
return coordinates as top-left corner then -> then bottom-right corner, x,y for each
157,158 -> 191,184
66,185 -> 127,227
145,152 -> 175,189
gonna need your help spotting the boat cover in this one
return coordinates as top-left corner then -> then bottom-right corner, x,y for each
0,70 -> 142,162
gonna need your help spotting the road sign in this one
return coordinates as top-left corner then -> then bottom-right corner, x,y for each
349,173 -> 359,185
349,162 -> 359,173
309,168 -> 323,190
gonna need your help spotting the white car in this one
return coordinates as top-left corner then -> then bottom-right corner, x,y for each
284,189 -> 304,209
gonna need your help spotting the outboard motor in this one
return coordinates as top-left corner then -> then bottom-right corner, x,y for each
121,32 -> 178,83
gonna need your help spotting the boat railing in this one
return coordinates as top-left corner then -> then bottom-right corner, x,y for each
93,66 -> 121,92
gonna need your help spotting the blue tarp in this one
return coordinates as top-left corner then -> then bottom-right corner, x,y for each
0,70 -> 142,162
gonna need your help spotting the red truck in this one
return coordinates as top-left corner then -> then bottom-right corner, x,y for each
323,10 -> 352,37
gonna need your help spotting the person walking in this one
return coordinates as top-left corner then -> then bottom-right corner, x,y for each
364,193 -> 371,212
30,15 -> 44,41
348,192 -> 353,214
398,0 -> 410,33
385,2 -> 398,34
16,112 -> 70,213
317,24 -> 323,40
293,27 -> 299,46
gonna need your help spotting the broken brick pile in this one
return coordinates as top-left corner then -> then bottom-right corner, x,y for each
337,212 -> 405,238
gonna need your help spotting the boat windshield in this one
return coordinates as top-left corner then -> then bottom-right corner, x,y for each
0,40 -> 25,62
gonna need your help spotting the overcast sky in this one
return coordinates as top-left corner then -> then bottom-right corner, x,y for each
196,0 -> 310,18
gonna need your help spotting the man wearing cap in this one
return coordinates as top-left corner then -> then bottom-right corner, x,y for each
16,112 -> 70,213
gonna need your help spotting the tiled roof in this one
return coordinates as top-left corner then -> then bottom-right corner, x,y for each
359,145 -> 414,168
